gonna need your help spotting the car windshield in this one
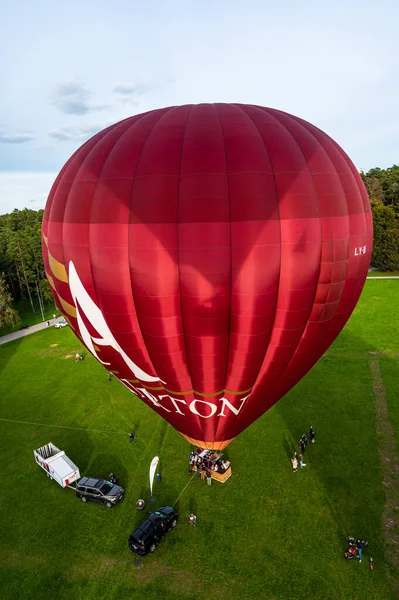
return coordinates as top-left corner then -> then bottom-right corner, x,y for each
97,481 -> 113,495
154,510 -> 166,518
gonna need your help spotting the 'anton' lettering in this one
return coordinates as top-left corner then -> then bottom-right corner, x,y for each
120,380 -> 250,419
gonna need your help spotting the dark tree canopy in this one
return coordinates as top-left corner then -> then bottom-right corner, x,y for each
361,166 -> 399,270
0,208 -> 51,323
0,273 -> 19,328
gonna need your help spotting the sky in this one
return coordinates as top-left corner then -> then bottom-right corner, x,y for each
1,0 -> 399,215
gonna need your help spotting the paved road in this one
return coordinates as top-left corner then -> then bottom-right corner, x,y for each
0,318 -> 58,346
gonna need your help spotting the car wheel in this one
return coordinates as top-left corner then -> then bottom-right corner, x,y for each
171,519 -> 177,528
149,543 -> 157,553
81,496 -> 87,503
105,501 -> 113,508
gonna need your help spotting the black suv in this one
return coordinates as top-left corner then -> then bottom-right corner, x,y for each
128,506 -> 178,555
76,477 -> 124,508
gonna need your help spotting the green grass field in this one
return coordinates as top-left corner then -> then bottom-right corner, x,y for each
0,282 -> 398,600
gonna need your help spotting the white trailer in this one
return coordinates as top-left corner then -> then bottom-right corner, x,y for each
34,442 -> 80,488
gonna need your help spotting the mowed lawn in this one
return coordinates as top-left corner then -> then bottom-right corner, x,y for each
0,282 -> 398,600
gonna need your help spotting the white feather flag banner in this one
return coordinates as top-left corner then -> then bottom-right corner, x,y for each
149,456 -> 159,495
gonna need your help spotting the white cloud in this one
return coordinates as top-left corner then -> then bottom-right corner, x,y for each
48,128 -> 73,141
113,83 -> 148,96
48,121 -> 112,142
51,81 -> 109,115
0,132 -> 34,144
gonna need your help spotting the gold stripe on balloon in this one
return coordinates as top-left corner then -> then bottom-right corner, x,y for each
48,250 -> 68,283
58,296 -> 77,318
45,271 -> 56,291
43,232 -> 68,283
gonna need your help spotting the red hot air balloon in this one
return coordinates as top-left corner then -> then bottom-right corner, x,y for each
42,104 -> 372,450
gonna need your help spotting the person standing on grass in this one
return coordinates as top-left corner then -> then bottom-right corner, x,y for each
299,438 -> 306,454
299,454 -> 306,468
310,426 -> 315,443
206,470 -> 212,486
291,455 -> 298,472
357,539 -> 363,563
302,433 -> 308,447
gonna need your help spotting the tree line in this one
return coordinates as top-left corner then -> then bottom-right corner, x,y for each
0,167 -> 398,328
0,208 -> 53,328
360,165 -> 399,270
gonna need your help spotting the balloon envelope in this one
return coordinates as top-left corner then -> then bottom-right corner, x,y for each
42,104 -> 372,449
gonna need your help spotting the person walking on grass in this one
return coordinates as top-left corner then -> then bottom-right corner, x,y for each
310,426 -> 315,444
299,454 -> 306,468
299,438 -> 306,454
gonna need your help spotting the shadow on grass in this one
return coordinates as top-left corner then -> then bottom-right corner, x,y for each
86,453 -> 129,489
55,428 -> 94,479
275,324 -> 397,573
0,336 -> 24,379
282,434 -> 296,460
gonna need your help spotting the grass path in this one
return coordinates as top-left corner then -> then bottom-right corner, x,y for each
370,358 -> 399,585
